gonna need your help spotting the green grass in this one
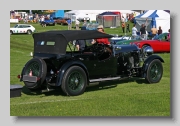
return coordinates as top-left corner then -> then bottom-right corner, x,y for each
10,22 -> 170,116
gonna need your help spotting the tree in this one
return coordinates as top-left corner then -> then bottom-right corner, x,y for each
64,10 -> 71,12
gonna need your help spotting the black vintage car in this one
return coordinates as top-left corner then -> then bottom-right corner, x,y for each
18,30 -> 164,96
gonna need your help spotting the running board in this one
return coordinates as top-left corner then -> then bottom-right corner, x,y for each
89,77 -> 121,83
41,88 -> 55,93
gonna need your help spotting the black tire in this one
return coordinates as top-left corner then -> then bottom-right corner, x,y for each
10,30 -> 13,35
61,66 -> 87,96
145,59 -> 163,83
27,30 -> 32,35
22,58 -> 47,89
53,23 -> 55,26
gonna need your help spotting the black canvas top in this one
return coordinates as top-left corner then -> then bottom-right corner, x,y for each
33,30 -> 113,42
32,30 -> 113,55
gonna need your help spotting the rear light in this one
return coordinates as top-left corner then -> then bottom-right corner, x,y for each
17,75 -> 21,79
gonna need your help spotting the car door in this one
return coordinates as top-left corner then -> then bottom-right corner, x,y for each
16,25 -> 25,34
81,42 -> 117,79
141,40 -> 162,52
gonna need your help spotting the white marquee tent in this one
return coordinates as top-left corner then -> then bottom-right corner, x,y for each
135,10 -> 170,33
65,10 -> 140,21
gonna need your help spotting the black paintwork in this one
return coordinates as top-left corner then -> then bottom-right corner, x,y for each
20,30 -> 164,89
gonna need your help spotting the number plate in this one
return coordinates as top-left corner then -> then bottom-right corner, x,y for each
23,75 -> 37,82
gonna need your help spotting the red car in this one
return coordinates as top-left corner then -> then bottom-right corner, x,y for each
132,33 -> 170,53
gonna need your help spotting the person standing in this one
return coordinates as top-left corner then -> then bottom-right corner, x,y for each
126,23 -> 130,33
75,19 -> 80,30
121,22 -> 125,33
83,20 -> 87,26
133,12 -> 136,17
140,19 -> 148,40
151,25 -> 158,37
132,24 -> 138,39
158,26 -> 163,35
66,18 -> 72,30
121,16 -> 125,22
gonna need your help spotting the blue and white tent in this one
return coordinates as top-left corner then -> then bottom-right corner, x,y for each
135,10 -> 170,33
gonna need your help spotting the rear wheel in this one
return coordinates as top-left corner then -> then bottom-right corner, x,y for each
27,30 -> 32,35
145,59 -> 163,83
22,58 -> 47,89
61,66 -> 87,96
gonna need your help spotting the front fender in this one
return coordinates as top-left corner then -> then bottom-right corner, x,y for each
142,55 -> 164,77
56,60 -> 89,86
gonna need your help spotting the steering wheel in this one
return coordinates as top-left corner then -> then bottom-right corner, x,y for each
92,43 -> 106,57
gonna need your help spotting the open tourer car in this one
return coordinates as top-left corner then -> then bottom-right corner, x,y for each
18,30 -> 164,96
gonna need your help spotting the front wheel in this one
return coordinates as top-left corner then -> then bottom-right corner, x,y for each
145,59 -> 163,83
61,66 -> 87,96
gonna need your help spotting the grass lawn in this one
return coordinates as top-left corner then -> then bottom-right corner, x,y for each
10,22 -> 170,116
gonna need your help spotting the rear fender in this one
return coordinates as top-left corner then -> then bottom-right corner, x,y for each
20,66 -> 25,81
142,55 -> 164,77
56,60 -> 89,86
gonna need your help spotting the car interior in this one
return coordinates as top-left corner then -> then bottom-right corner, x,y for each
67,39 -> 112,61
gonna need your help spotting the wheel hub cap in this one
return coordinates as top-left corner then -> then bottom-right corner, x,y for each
155,70 -> 158,74
75,78 -> 79,85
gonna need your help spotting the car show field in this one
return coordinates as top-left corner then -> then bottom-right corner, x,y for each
10,22 -> 170,116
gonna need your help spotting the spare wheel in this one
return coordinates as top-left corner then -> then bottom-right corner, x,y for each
22,58 -> 47,89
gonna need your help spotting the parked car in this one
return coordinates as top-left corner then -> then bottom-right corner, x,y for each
40,18 -> 55,26
10,24 -> 35,35
52,17 -> 63,23
56,17 -> 69,25
132,33 -> 170,53
18,30 -> 164,96
81,23 -> 99,30
110,35 -> 143,45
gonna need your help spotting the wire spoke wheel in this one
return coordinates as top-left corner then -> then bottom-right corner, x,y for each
68,71 -> 84,92
61,66 -> 87,96
23,58 -> 47,89
145,59 -> 163,83
24,61 -> 40,76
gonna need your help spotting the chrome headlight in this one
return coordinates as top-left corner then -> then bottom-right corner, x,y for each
143,46 -> 154,55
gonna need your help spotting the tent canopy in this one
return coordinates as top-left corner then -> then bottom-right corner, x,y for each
97,11 -> 120,28
135,10 -> 170,33
65,10 -> 140,21
99,12 -> 118,16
